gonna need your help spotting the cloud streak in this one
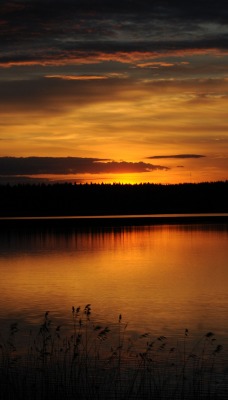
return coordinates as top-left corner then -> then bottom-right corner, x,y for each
45,75 -> 109,80
147,154 -> 206,159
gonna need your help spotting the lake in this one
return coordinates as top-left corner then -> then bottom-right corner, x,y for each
1,216 -> 228,337
1,216 -> 228,398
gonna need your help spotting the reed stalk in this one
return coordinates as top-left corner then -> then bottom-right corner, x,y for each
0,306 -> 227,400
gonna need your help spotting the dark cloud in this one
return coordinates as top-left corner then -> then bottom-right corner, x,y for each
1,1 -> 227,24
0,0 -> 227,67
0,157 -> 169,176
147,154 -> 206,159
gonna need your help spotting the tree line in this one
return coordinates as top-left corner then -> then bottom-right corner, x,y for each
0,181 -> 227,217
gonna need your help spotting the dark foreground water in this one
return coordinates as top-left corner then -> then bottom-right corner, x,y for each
0,216 -> 228,398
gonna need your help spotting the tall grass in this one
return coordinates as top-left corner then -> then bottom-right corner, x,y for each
0,305 -> 227,399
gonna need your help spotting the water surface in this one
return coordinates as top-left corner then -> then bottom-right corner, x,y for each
1,221 -> 228,349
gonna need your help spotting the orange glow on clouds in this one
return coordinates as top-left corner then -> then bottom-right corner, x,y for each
1,49 -> 228,68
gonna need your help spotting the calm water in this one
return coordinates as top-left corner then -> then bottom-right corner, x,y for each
0,220 -> 228,349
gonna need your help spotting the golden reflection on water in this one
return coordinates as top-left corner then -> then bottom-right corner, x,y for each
0,224 -> 228,338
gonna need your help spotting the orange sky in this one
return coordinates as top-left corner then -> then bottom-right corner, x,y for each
0,1 -> 228,184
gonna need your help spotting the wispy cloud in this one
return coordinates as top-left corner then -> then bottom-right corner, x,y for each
1,76 -> 227,114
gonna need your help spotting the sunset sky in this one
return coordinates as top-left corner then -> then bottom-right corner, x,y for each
0,0 -> 228,184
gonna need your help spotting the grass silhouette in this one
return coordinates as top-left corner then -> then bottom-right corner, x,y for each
0,305 -> 227,399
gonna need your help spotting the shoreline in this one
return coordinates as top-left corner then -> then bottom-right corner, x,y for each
1,213 -> 228,229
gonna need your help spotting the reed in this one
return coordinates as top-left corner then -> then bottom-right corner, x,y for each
0,306 -> 227,400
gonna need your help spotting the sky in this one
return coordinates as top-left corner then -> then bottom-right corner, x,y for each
0,0 -> 228,184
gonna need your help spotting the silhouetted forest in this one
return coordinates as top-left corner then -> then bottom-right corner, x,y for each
0,181 -> 227,217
